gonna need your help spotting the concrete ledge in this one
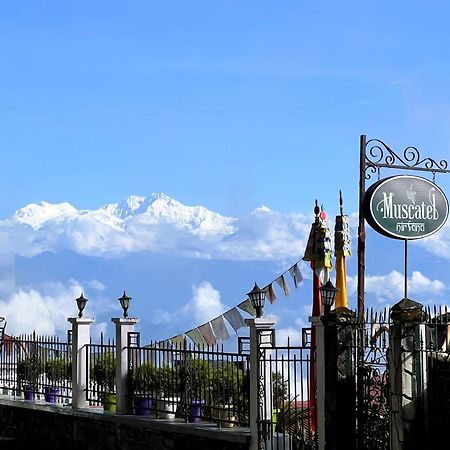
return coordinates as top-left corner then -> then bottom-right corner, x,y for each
0,396 -> 250,446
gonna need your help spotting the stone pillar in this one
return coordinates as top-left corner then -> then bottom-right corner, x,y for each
321,307 -> 356,450
246,318 -> 275,450
390,298 -> 425,450
112,317 -> 139,414
310,316 -> 326,450
68,317 -> 94,409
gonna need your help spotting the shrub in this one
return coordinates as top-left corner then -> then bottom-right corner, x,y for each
45,358 -> 71,383
132,362 -> 158,396
273,371 -> 288,409
179,358 -> 213,400
211,362 -> 244,405
17,354 -> 44,388
157,365 -> 182,397
91,352 -> 116,392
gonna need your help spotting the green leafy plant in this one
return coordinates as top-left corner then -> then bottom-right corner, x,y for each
180,358 -> 213,400
211,362 -> 244,405
272,371 -> 288,409
92,352 -> 116,392
45,358 -> 71,383
132,362 -> 158,396
17,354 -> 44,389
157,365 -> 182,397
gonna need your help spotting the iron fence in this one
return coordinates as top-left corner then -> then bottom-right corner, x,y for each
260,337 -> 316,450
85,334 -> 116,408
0,332 -> 71,403
356,308 -> 390,450
128,340 -> 249,426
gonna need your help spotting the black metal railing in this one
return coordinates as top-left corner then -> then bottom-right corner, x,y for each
85,334 -> 116,408
0,332 -> 71,403
128,340 -> 249,426
355,309 -> 390,450
260,338 -> 316,450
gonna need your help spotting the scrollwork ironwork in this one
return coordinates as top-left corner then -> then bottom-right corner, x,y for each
364,139 -> 450,180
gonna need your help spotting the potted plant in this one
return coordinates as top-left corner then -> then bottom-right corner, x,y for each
132,362 -> 158,416
92,352 -> 116,412
180,358 -> 213,423
156,365 -> 182,419
212,362 -> 243,428
17,354 -> 44,401
44,357 -> 71,403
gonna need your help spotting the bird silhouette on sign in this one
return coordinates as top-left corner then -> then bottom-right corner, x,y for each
406,184 -> 416,205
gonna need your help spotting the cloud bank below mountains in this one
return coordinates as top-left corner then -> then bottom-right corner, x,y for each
0,193 -> 312,261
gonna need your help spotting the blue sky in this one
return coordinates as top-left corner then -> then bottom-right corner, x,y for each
2,1 -> 450,216
1,2 -> 450,342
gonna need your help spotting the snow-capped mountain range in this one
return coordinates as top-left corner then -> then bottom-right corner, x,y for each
2,193 -> 310,260
11,193 -> 237,235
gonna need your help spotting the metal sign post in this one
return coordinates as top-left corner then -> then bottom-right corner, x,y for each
357,135 -> 450,448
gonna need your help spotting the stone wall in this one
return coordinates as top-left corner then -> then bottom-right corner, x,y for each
0,398 -> 250,450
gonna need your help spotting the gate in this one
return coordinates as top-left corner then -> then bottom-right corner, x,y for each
356,310 -> 390,450
258,329 -> 317,450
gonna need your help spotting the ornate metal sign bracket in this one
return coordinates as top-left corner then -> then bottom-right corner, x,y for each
358,135 -> 450,318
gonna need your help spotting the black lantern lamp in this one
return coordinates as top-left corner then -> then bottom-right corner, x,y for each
119,291 -> 131,318
75,293 -> 88,318
247,282 -> 268,318
320,280 -> 339,315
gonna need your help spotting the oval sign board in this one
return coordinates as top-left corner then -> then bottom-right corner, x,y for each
363,175 -> 449,240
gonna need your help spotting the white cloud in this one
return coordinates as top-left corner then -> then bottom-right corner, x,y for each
86,280 -> 106,291
265,313 -> 281,324
275,327 -> 302,346
347,270 -> 445,304
92,322 -> 108,340
146,281 -> 229,330
0,280 -> 84,336
417,222 -> 450,260
183,281 -> 227,325
149,309 -> 172,325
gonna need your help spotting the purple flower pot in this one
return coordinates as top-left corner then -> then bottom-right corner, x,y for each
188,400 -> 205,423
44,387 -> 59,404
133,396 -> 154,416
24,385 -> 34,401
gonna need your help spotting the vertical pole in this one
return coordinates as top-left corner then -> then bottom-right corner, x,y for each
404,239 -> 408,298
357,134 -> 367,448
68,317 -> 94,409
112,317 -> 139,414
357,134 -> 367,320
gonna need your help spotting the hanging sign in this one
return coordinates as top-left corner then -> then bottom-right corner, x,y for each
363,175 -> 448,240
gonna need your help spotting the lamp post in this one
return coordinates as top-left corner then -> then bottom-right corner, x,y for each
118,291 -> 131,318
320,280 -> 339,315
75,293 -> 88,318
247,282 -> 268,318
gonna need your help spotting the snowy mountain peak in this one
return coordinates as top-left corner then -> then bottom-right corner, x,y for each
102,195 -> 148,218
144,193 -> 237,234
12,201 -> 78,229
